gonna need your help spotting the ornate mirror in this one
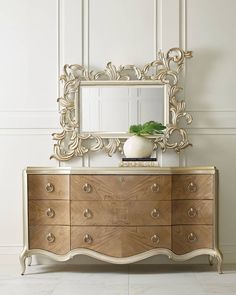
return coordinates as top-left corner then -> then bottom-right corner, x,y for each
51,48 -> 192,161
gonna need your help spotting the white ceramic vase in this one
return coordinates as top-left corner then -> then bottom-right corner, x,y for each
123,135 -> 153,158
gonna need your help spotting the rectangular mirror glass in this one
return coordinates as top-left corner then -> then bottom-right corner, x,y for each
79,83 -> 168,134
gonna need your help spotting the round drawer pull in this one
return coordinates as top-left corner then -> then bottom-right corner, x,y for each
151,234 -> 160,244
83,208 -> 93,218
188,207 -> 197,218
151,183 -> 160,193
84,234 -> 93,244
46,233 -> 55,243
187,232 -> 198,243
46,208 -> 55,218
83,183 -> 92,193
187,182 -> 197,193
151,208 -> 160,219
45,183 -> 54,193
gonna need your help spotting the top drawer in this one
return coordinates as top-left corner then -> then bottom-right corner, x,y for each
172,175 -> 214,199
28,175 -> 69,200
71,175 -> 171,201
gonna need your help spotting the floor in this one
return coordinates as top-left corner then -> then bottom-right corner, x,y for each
0,263 -> 236,295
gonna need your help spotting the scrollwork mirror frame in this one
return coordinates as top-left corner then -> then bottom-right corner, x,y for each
51,47 -> 192,161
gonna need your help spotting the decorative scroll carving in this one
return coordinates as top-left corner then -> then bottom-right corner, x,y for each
51,47 -> 193,161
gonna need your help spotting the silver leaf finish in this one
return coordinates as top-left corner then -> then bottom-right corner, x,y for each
51,48 -> 193,161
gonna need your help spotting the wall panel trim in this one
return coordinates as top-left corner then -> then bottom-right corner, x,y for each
0,111 -> 59,129
179,0 -> 186,50
157,0 -> 163,52
187,129 -> 236,135
82,0 -> 90,69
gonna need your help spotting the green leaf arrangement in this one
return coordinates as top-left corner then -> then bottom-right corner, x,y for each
129,121 -> 166,136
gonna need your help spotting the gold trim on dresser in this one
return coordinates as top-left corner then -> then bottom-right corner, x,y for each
20,167 -> 223,274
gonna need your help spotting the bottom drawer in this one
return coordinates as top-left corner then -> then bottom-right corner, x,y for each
172,225 -> 213,255
29,225 -> 70,254
71,226 -> 171,258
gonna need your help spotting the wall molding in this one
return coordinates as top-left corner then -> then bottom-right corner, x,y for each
186,111 -> 236,129
0,111 -> 59,129
187,129 -> 236,135
156,0 -> 163,52
187,110 -> 236,112
179,0 -> 186,50
0,245 -> 22,255
0,129 -> 60,135
82,0 -> 90,69
57,0 -> 61,99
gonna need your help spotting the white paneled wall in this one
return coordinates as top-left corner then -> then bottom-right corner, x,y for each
1,0 -> 236,263
0,0 -> 59,259
185,0 -> 236,262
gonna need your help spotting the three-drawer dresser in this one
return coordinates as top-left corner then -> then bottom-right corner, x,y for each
20,166 -> 222,274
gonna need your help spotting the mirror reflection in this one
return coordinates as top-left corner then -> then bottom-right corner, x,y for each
80,85 -> 168,133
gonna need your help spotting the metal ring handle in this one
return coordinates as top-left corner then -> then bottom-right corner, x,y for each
151,208 -> 160,219
83,208 -> 92,218
151,183 -> 160,193
83,234 -> 93,244
187,232 -> 198,243
151,234 -> 160,244
82,183 -> 92,193
187,207 -> 197,218
187,182 -> 197,193
46,233 -> 55,243
46,208 -> 55,218
45,183 -> 54,193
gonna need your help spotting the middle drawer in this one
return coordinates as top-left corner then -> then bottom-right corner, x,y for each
71,201 -> 171,226
29,200 -> 70,225
172,200 -> 213,225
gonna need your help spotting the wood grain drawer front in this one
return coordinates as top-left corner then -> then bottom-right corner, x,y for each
29,225 -> 70,254
71,175 -> 171,201
71,201 -> 171,226
172,175 -> 214,199
172,200 -> 213,225
29,200 -> 70,225
172,225 -> 213,255
28,175 -> 69,200
71,226 -> 171,258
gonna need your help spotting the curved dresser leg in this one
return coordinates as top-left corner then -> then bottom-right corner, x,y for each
215,250 -> 223,274
208,255 -> 214,266
27,256 -> 32,266
19,249 -> 28,275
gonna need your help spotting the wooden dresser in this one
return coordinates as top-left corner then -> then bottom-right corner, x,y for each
20,167 -> 222,274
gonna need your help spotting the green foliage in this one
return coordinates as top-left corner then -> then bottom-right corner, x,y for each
129,121 -> 166,136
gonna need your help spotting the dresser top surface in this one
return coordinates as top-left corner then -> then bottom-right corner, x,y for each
25,166 -> 217,175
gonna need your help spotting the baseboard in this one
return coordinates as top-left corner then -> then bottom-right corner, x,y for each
0,244 -> 235,265
0,246 -> 22,265
0,246 -> 22,255
220,244 -> 236,263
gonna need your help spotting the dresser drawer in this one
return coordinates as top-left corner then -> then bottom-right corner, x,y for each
172,175 -> 214,199
28,175 -> 69,200
172,225 -> 213,254
29,200 -> 70,225
71,226 -> 171,257
29,225 -> 70,254
172,200 -> 213,225
71,175 -> 171,201
71,201 -> 171,226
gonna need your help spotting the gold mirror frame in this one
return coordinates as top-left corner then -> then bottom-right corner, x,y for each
51,47 -> 192,161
